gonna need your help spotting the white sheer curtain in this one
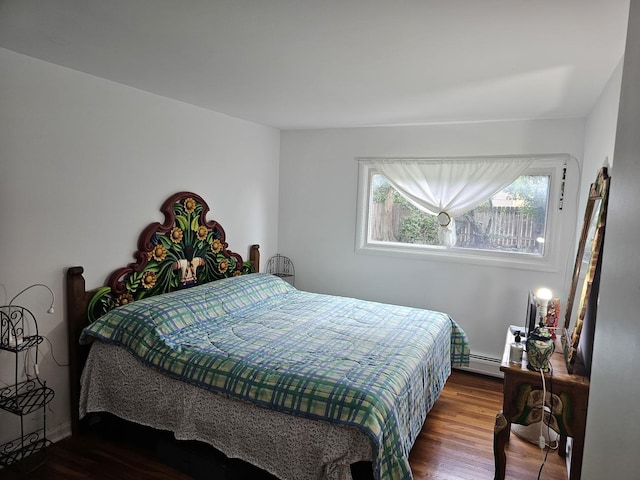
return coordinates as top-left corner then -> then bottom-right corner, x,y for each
369,157 -> 534,246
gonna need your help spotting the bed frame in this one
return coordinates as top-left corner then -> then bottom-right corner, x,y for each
66,191 -> 260,436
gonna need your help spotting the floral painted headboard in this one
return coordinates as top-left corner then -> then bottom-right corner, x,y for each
87,192 -> 256,322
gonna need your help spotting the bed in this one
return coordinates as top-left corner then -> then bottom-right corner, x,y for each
66,191 -> 470,480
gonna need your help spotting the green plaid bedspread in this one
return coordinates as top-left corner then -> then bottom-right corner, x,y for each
81,273 -> 469,480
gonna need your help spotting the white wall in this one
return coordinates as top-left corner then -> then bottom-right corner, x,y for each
561,59 -> 623,379
0,47 -> 280,443
580,57 -> 623,222
279,120 -> 584,370
582,1 -> 640,477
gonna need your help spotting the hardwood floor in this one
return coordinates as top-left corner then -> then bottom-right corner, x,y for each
410,370 -> 566,480
0,370 -> 567,480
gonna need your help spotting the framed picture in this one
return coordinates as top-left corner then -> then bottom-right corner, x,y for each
562,167 -> 610,373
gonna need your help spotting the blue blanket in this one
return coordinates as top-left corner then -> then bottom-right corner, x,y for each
81,273 -> 470,480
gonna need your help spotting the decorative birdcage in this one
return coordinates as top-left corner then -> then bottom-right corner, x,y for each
266,254 -> 295,286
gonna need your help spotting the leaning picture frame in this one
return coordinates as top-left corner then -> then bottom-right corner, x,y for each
562,167 -> 610,373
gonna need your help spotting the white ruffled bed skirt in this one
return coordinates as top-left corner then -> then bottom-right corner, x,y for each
80,341 -> 374,480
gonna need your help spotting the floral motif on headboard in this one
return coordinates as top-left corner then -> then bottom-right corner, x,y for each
87,192 -> 254,322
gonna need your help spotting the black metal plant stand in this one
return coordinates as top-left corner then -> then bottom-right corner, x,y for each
0,305 -> 54,470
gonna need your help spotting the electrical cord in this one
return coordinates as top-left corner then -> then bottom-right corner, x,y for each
536,364 -> 556,480
537,446 -> 551,480
41,335 -> 69,367
20,335 -> 68,385
546,364 -> 557,450
536,368 -> 548,480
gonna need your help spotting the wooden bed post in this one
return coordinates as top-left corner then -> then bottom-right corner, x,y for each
66,266 -> 93,436
249,244 -> 260,273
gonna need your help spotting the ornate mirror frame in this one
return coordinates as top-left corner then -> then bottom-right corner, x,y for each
562,167 -> 610,373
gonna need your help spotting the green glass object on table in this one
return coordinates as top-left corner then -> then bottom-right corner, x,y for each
526,326 -> 554,372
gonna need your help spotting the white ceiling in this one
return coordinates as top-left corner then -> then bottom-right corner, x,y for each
0,0 -> 630,130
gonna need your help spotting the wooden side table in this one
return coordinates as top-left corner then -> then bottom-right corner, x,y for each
494,328 -> 590,480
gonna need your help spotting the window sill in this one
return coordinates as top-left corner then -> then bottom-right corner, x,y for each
356,241 -> 559,272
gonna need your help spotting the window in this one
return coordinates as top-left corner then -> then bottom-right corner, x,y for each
355,156 -> 567,270
369,173 -> 549,253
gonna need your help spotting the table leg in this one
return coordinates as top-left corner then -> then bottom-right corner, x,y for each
558,434 -> 567,458
569,435 -> 584,480
494,411 -> 509,480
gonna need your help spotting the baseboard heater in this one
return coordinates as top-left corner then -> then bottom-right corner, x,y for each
456,353 -> 503,378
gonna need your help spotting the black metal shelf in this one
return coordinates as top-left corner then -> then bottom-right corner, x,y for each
0,380 -> 54,415
0,303 -> 54,469
0,430 -> 51,468
0,334 -> 44,353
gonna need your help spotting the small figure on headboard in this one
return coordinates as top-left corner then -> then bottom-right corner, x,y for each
173,245 -> 205,287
